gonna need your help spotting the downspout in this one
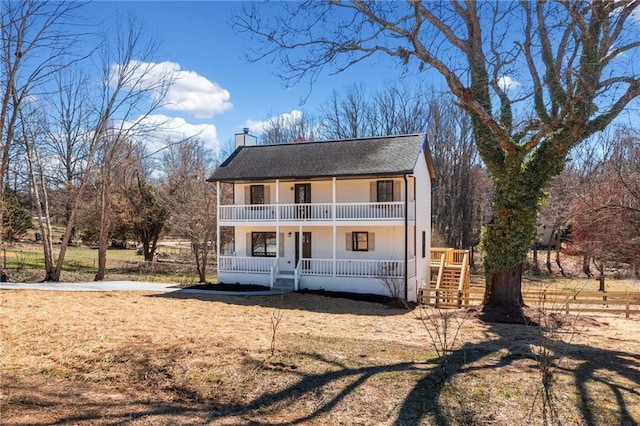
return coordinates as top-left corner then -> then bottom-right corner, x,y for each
403,174 -> 408,300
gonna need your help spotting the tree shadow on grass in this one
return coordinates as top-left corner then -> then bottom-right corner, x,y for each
6,312 -> 639,425
150,290 -> 409,316
202,317 -> 640,425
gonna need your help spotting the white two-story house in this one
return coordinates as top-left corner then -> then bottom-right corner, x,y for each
208,132 -> 435,302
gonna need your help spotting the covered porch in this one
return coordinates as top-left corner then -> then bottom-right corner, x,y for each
217,256 -> 416,290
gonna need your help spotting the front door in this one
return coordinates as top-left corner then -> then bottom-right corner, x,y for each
294,183 -> 311,218
295,232 -> 312,270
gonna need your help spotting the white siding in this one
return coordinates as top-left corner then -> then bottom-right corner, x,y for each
412,150 -> 432,301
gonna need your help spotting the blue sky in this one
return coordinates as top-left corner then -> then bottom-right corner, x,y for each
82,1 -> 437,153
78,2 -> 640,156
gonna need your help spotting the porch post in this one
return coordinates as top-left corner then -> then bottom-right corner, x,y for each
332,177 -> 336,277
275,179 -> 280,255
403,174 -> 409,300
216,181 -> 221,274
275,179 -> 280,220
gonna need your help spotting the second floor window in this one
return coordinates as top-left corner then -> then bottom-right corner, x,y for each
377,180 -> 394,202
250,185 -> 264,204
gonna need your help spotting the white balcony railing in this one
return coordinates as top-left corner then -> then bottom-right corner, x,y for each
219,201 -> 413,222
279,203 -> 332,220
336,202 -> 405,220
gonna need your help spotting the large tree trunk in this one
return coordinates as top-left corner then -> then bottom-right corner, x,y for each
95,170 -> 112,281
483,263 -> 524,307
480,172 -> 540,312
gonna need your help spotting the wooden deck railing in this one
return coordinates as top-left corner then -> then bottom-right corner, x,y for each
429,248 -> 470,307
430,247 -> 469,266
417,286 -> 640,318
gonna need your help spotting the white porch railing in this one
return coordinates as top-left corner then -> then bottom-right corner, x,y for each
218,256 -> 415,280
218,256 -> 274,273
335,259 -> 405,277
299,258 -> 409,277
218,256 -> 414,279
300,258 -> 334,275
219,201 -> 414,222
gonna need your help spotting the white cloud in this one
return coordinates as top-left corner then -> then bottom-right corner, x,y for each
244,109 -> 304,134
110,61 -> 232,119
497,75 -> 521,91
128,114 -> 219,153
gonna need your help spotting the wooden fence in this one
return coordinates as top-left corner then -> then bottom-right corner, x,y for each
417,287 -> 640,318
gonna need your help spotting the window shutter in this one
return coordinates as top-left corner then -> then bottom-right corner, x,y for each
265,186 -> 270,204
369,233 -> 375,251
370,182 -> 376,202
246,233 -> 251,256
244,186 -> 250,205
393,181 -> 401,201
279,233 -> 284,257
346,232 -> 352,251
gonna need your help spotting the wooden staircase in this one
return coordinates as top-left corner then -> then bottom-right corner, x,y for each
419,248 -> 470,307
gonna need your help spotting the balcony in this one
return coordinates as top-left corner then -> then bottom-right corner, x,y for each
219,201 -> 415,223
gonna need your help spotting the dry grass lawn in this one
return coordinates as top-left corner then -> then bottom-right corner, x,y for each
1,287 -> 639,425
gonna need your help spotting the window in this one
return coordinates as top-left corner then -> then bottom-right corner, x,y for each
352,232 -> 369,251
377,180 -> 394,202
250,185 -> 264,204
251,232 -> 276,257
422,231 -> 426,258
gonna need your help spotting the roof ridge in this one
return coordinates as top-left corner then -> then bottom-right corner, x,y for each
238,133 -> 424,148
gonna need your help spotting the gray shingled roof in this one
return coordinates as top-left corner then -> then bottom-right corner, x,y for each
208,134 -> 426,182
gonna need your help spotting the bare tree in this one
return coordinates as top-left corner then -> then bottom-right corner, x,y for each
43,68 -> 92,226
371,84 -> 428,136
0,0 -> 85,244
161,139 -> 218,283
118,143 -> 167,263
319,84 -> 373,139
27,16 -> 174,282
427,92 -> 485,250
91,18 -> 173,280
236,1 -> 640,312
261,110 -> 318,145
564,126 -> 640,286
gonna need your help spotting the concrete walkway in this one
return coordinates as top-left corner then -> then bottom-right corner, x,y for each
0,281 -> 289,296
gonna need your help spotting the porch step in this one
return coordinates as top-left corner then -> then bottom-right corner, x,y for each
274,276 -> 295,290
